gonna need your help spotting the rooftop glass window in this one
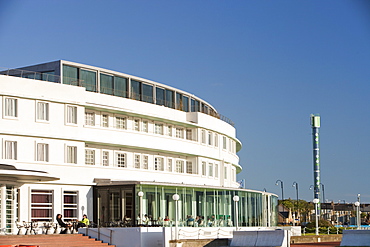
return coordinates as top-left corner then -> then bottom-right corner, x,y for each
176,92 -> 182,110
100,74 -> 114,95
81,69 -> 96,92
131,80 -> 141,101
142,83 -> 153,103
63,65 -> 78,86
115,76 -> 127,98
191,99 -> 200,112
183,95 -> 189,112
165,89 -> 174,108
156,88 -> 165,106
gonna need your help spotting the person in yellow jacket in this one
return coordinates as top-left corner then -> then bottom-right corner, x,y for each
77,214 -> 90,229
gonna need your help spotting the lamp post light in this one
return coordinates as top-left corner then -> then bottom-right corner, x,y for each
292,181 -> 299,225
172,194 -> 180,240
233,195 -> 240,231
275,180 -> 284,200
313,198 -> 320,235
138,191 -> 144,225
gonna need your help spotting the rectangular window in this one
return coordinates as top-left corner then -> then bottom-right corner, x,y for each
183,96 -> 189,112
215,164 -> 219,178
155,123 -> 163,135
224,167 -> 227,179
31,190 -> 53,222
85,112 -> 95,126
115,76 -> 127,98
202,162 -> 206,176
80,69 -> 96,92
175,160 -> 184,173
116,116 -> 126,129
154,157 -> 163,171
142,83 -> 154,103
214,134 -> 219,147
36,102 -> 49,121
156,87 -> 165,106
66,106 -> 77,124
135,154 -> 140,169
66,146 -> 77,164
191,99 -> 200,112
165,89 -> 174,108
63,65 -> 79,86
201,130 -> 206,144
102,151 -> 109,166
131,80 -> 141,101
134,119 -> 140,131
63,191 -> 78,221
167,126 -> 172,136
186,129 -> 192,141
143,155 -> 149,169
176,92 -> 182,110
167,158 -> 173,172
186,161 -> 193,174
208,132 -> 213,145
37,143 -> 49,162
85,149 -> 95,165
116,153 -> 126,167
176,128 -> 184,139
223,136 -> 227,150
100,73 -> 114,95
4,98 -> 17,117
208,163 -> 213,177
102,114 -> 109,127
4,141 -> 17,160
142,121 -> 148,133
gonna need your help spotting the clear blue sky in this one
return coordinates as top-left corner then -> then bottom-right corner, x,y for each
1,0 -> 370,203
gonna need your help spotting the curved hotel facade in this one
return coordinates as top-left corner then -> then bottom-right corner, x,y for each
0,60 -> 277,233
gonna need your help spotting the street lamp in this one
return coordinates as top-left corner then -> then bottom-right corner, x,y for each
275,180 -> 284,200
233,195 -> 240,231
313,198 -> 319,235
172,194 -> 180,240
138,191 -> 144,225
292,181 -> 299,225
355,193 -> 361,229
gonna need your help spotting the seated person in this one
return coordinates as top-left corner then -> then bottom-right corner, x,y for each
77,214 -> 90,229
56,214 -> 72,234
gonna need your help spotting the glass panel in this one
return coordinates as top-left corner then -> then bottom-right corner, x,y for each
131,80 -> 141,100
80,69 -> 96,92
63,65 -> 78,86
176,93 -> 182,110
183,96 -> 189,112
100,74 -> 114,95
142,83 -> 153,103
165,89 -> 174,108
156,88 -> 165,106
115,76 -> 127,97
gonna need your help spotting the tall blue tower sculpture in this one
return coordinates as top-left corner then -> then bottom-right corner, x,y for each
311,114 -> 321,215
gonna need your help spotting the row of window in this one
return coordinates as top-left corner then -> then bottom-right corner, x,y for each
2,139 -> 235,180
2,97 -> 237,153
31,190 -> 78,222
62,65 -> 219,117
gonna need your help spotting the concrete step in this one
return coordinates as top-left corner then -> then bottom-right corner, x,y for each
0,234 -> 115,247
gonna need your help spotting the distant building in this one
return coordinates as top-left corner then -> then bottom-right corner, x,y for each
0,61 -> 278,233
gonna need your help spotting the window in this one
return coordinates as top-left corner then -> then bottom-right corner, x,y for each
134,119 -> 140,131
135,154 -> 140,169
102,114 -> 109,127
154,157 -> 163,171
202,162 -> 206,176
142,83 -> 154,103
186,161 -> 193,174
37,143 -> 49,162
165,89 -> 174,108
214,134 -> 219,147
224,167 -> 227,179
66,146 -> 77,164
80,69 -> 96,92
201,130 -> 206,144
142,121 -> 148,133
215,164 -> 219,178
4,141 -> 17,160
116,116 -> 126,129
85,149 -> 95,165
102,151 -> 109,166
66,106 -> 77,124
63,191 -> 78,221
208,132 -> 213,145
223,136 -> 227,150
183,95 -> 189,112
167,158 -> 173,172
155,123 -> 163,135
116,153 -> 126,167
143,155 -> 149,169
36,102 -> 49,121
232,168 -> 236,182
167,126 -> 172,136
208,163 -> 213,177
176,128 -> 184,139
4,98 -> 17,117
156,87 -> 165,106
176,92 -> 182,110
31,190 -> 53,222
175,160 -> 184,173
131,80 -> 141,100
186,129 -> 193,141
85,112 -> 95,126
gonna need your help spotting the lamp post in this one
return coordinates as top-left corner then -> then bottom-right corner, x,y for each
172,194 -> 180,240
275,180 -> 284,200
292,181 -> 299,225
233,195 -> 240,231
138,191 -> 144,225
320,183 -> 325,203
313,198 -> 319,235
355,193 -> 361,229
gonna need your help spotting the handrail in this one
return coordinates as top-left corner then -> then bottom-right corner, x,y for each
86,227 -> 113,244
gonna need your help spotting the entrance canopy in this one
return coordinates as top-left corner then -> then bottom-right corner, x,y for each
0,164 -> 59,183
